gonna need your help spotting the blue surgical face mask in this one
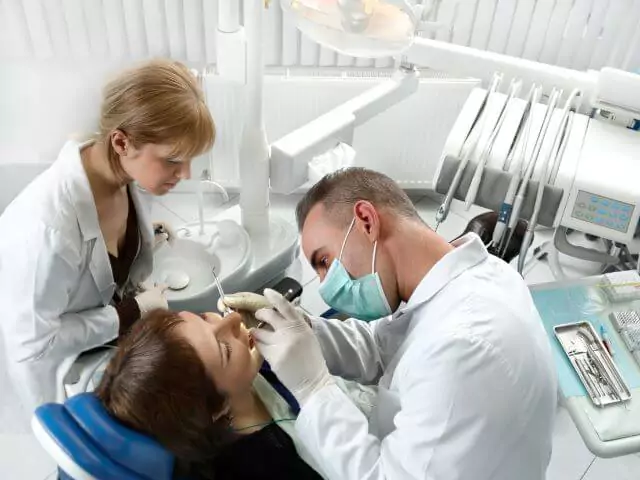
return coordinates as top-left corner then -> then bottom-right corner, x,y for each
318,218 -> 392,321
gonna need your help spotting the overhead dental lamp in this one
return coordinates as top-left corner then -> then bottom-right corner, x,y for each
280,0 -> 419,58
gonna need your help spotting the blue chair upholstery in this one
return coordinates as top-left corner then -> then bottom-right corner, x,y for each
34,393 -> 175,480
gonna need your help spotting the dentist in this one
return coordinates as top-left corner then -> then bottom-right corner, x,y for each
249,168 -> 557,480
0,60 -> 215,414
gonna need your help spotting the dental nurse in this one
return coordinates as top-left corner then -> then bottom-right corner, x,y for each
0,60 -> 215,414
252,168 -> 558,480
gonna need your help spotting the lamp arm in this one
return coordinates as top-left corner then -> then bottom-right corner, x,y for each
405,37 -> 598,109
269,66 -> 420,194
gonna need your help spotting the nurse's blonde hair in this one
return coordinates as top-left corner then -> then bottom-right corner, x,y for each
97,59 -> 215,179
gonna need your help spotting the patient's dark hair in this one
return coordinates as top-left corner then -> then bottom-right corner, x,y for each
96,309 -> 234,480
296,167 -> 422,231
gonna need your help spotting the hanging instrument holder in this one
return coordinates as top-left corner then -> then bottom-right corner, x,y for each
433,155 -> 565,228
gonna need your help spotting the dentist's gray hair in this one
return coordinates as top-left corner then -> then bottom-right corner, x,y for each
296,167 -> 421,231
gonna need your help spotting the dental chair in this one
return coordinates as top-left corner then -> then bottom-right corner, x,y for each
32,393 -> 176,480
33,364 -> 300,480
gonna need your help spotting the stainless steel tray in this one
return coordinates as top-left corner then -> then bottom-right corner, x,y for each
554,321 -> 632,407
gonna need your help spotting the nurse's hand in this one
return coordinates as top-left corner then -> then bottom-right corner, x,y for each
153,222 -> 176,248
135,283 -> 169,315
252,289 -> 334,406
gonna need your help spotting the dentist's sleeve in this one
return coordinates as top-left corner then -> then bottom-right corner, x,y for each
309,316 -> 385,385
1,224 -> 119,363
294,333 -> 514,480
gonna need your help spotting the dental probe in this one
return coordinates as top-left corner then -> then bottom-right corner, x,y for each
434,73 -> 503,231
464,78 -> 522,211
211,268 -> 234,316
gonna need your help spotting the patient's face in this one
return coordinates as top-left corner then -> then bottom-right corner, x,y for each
176,311 -> 262,396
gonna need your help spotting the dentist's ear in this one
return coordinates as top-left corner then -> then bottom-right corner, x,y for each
353,200 -> 380,243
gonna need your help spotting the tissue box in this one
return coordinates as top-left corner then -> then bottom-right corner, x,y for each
307,143 -> 356,184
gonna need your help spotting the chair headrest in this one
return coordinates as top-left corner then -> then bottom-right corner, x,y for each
34,393 -> 174,480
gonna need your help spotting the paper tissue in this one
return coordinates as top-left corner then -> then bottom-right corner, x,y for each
307,142 -> 356,184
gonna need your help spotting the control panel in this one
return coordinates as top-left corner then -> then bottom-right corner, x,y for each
571,190 -> 635,234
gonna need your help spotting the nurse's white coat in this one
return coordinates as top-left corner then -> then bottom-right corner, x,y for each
297,234 -> 558,480
0,140 -> 154,414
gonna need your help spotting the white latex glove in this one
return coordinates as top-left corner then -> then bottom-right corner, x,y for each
253,289 -> 334,405
153,222 -> 176,249
217,292 -> 271,329
135,284 -> 169,314
218,292 -> 306,328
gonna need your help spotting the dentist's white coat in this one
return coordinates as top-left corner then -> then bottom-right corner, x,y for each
0,140 -> 154,414
297,234 -> 558,480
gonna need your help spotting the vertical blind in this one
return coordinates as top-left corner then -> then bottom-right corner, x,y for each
1,0 -> 639,72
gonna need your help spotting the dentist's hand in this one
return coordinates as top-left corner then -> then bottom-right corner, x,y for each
217,292 -> 271,329
252,289 -> 334,406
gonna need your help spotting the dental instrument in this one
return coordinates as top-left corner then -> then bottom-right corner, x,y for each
501,88 -> 560,260
547,111 -> 573,186
212,267 -> 234,316
555,321 -> 632,407
464,79 -> 522,212
434,73 -> 503,231
491,85 -> 541,252
502,84 -> 538,173
600,324 -> 614,357
517,89 -> 582,273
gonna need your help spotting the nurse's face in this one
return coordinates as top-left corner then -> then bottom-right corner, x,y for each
175,311 -> 262,397
111,131 -> 192,195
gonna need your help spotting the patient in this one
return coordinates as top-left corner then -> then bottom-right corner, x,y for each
96,309 -> 325,480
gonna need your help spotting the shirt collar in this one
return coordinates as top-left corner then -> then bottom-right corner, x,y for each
396,233 -> 489,317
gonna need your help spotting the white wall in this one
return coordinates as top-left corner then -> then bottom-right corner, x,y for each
0,60 -> 478,212
0,61 -> 127,164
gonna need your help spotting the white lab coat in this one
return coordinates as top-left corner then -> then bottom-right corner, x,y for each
0,140 -> 154,414
297,233 -> 558,480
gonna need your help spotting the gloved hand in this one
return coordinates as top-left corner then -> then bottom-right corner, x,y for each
218,292 -> 308,329
253,289 -> 334,406
217,292 -> 272,329
153,222 -> 176,249
135,283 -> 169,314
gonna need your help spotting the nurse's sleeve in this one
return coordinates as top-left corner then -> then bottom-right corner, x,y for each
309,316 -> 385,385
4,224 -> 119,362
295,333 -> 515,480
